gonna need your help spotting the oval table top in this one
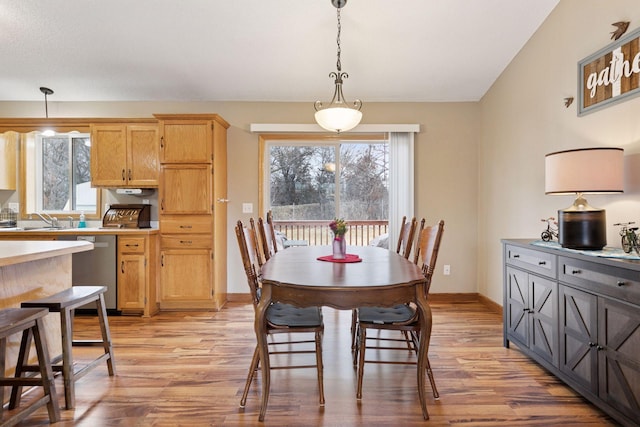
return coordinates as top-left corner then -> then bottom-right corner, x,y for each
259,245 -> 425,290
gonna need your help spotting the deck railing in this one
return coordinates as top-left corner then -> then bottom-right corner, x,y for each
272,220 -> 389,246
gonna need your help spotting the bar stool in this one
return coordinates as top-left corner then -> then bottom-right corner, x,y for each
15,286 -> 116,410
0,308 -> 60,425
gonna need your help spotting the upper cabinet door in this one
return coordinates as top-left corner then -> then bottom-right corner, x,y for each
127,125 -> 159,187
160,121 -> 212,164
91,125 -> 128,187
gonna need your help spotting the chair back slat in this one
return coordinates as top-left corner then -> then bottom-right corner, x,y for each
266,210 -> 279,254
412,218 -> 426,265
257,217 -> 274,261
417,220 -> 445,295
249,218 -> 266,268
396,216 -> 418,259
235,220 -> 261,306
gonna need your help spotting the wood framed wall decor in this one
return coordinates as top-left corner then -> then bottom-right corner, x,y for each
578,26 -> 640,116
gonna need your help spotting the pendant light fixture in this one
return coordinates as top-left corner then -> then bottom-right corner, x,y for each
314,0 -> 362,133
40,86 -> 56,136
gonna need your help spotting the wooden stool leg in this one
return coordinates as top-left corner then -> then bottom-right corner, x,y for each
96,293 -> 116,376
32,317 -> 60,423
60,308 -> 75,409
9,327 -> 33,409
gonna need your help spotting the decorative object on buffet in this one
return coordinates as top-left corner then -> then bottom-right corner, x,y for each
314,0 -> 362,133
614,222 -> 640,255
545,147 -> 624,250
540,217 -> 558,242
329,218 -> 347,259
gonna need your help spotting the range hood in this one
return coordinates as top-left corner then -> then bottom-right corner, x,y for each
115,188 -> 155,196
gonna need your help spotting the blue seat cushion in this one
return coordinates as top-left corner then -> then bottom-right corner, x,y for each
267,302 -> 323,327
358,304 -> 415,324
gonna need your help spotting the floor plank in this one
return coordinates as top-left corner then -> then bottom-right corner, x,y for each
4,300 -> 617,426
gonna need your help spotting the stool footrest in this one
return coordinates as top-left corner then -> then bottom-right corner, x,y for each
0,377 -> 52,387
73,339 -> 110,347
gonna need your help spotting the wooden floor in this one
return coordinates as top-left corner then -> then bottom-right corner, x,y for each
5,299 -> 616,426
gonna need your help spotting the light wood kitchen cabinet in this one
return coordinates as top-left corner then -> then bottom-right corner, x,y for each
0,133 -> 17,190
159,164 -> 212,215
155,114 -> 229,311
117,234 -> 159,317
91,123 -> 159,188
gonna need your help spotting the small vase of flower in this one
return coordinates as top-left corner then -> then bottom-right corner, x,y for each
329,218 -> 347,259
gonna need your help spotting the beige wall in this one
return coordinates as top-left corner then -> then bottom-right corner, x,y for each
479,0 -> 640,305
0,101 -> 479,295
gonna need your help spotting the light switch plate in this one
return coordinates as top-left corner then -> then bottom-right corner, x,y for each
242,203 -> 253,214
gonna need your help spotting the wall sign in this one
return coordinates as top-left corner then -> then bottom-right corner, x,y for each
578,26 -> 640,116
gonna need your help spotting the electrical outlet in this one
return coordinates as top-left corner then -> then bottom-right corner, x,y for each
443,265 -> 451,275
242,203 -> 253,214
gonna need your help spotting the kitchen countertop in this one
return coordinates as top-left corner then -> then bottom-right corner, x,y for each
0,240 -> 93,267
0,227 -> 159,237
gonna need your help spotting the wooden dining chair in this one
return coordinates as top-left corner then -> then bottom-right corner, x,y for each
235,220 -> 325,408
249,217 -> 266,268
353,220 -> 445,400
350,216 -> 419,350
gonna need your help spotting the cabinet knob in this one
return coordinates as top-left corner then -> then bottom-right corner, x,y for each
596,345 -> 604,351
572,269 -> 581,275
160,136 -> 164,148
513,254 -> 520,258
179,225 -> 192,229
588,342 -> 596,347
538,261 -> 546,265
122,169 -> 126,181
180,240 -> 193,245
617,281 -> 625,287
217,198 -> 229,203
121,260 -> 125,273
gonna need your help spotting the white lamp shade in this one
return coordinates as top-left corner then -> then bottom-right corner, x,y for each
545,147 -> 624,194
315,107 -> 362,133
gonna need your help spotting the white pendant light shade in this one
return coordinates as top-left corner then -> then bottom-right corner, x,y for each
314,0 -> 362,133
315,107 -> 362,133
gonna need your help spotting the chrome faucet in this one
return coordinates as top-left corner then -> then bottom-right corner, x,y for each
31,212 -> 59,228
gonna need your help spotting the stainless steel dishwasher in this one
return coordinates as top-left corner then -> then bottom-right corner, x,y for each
57,234 -> 118,314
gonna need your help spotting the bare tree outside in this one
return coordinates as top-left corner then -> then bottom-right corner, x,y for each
41,135 -> 93,212
269,142 -> 388,221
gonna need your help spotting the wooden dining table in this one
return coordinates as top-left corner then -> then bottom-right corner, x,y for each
256,245 -> 431,421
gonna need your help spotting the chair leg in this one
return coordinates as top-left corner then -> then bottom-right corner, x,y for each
240,345 -> 260,408
350,309 -> 358,349
426,356 -> 439,399
0,337 -> 5,418
60,308 -> 75,409
315,330 -> 325,406
356,326 -> 367,399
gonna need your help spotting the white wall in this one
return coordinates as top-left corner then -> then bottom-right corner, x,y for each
479,0 -> 640,305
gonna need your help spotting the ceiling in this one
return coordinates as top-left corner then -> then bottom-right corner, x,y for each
0,0 -> 559,103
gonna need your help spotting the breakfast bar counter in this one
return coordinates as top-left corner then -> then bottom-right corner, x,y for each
0,240 -> 93,375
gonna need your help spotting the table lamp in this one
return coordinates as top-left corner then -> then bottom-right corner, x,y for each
545,147 -> 624,250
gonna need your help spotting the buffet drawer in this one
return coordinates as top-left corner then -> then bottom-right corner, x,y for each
559,256 -> 640,305
505,244 -> 556,279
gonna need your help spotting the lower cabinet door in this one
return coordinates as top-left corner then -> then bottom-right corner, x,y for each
598,297 -> 640,420
160,248 -> 212,301
118,254 -> 146,311
559,284 -> 598,394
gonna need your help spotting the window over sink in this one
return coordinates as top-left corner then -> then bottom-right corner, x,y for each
20,131 -> 101,218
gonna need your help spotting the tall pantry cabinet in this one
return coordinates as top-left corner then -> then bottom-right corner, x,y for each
155,114 -> 229,310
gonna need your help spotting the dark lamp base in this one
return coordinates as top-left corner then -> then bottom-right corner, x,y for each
558,209 -> 606,250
